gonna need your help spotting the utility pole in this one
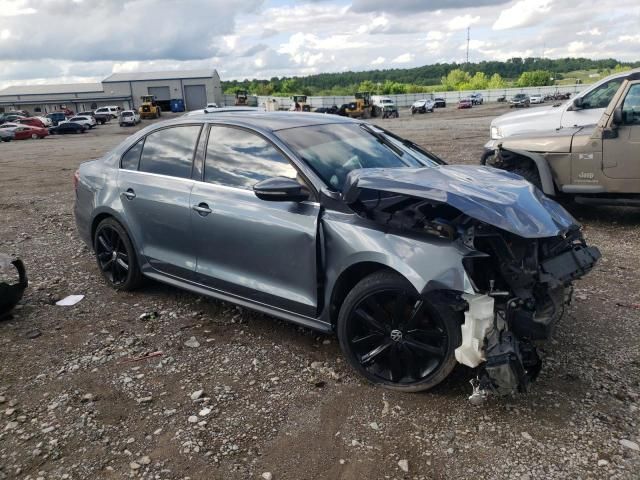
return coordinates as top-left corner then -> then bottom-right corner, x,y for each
466,27 -> 470,65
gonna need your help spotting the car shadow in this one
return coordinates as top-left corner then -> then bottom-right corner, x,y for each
565,204 -> 640,226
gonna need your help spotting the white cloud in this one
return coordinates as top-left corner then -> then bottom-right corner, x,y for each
0,0 -> 639,87
493,0 -> 552,30
567,41 -> 588,53
357,16 -> 390,34
223,36 -> 238,50
577,27 -> 602,36
619,34 -> 640,43
447,14 -> 480,30
461,39 -> 490,50
0,0 -> 36,16
392,53 -> 414,63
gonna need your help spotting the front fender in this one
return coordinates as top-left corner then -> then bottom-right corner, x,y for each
321,211 -> 474,321
498,147 -> 557,196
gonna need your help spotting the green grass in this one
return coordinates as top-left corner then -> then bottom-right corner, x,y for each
555,69 -> 603,85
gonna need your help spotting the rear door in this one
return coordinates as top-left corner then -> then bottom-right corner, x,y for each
117,124 -> 203,278
190,125 -> 320,317
603,81 -> 640,180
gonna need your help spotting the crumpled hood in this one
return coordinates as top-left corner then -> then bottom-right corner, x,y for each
343,165 -> 579,238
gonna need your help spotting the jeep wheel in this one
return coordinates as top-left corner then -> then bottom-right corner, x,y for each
511,165 -> 542,190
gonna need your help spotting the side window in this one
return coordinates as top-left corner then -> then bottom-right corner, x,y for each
622,84 -> 640,125
204,126 -> 297,189
581,79 -> 623,109
121,139 -> 144,170
139,125 -> 202,178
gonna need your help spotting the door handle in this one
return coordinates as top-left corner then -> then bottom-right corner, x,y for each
122,189 -> 136,200
192,203 -> 212,215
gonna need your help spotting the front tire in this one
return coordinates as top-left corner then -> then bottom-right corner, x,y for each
93,218 -> 143,291
337,271 -> 461,392
510,164 -> 543,190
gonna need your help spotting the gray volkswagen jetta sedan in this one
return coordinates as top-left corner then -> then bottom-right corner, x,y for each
74,112 -> 600,399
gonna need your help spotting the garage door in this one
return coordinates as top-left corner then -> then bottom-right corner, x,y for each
184,85 -> 207,110
148,86 -> 171,112
148,86 -> 170,101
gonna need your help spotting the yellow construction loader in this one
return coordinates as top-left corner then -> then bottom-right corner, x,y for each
290,95 -> 311,112
235,90 -> 248,106
139,95 -> 161,119
342,92 -> 374,118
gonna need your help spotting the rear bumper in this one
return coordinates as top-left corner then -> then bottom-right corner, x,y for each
73,200 -> 93,248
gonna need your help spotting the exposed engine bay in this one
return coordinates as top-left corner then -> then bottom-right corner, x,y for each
345,170 -> 601,399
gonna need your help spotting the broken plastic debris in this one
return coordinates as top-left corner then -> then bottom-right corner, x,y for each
55,295 -> 84,306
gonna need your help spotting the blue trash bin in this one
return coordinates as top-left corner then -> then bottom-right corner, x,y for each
170,99 -> 185,112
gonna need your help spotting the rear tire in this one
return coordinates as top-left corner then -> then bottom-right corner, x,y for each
337,271 -> 461,392
94,218 -> 143,291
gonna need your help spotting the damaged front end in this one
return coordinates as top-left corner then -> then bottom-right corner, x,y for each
458,222 -> 599,398
343,165 -> 601,399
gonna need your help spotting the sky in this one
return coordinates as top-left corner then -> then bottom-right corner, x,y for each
0,0 -> 639,89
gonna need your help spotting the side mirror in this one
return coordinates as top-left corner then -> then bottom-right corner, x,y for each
253,177 -> 309,202
613,106 -> 624,125
572,97 -> 583,109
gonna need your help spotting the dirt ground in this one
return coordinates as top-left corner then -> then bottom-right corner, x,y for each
0,105 -> 639,480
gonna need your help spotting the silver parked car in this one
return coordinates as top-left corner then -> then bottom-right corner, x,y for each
74,112 -> 600,399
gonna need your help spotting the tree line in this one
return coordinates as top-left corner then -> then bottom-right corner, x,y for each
223,57 -> 639,96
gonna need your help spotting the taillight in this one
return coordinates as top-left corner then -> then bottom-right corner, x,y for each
73,170 -> 80,190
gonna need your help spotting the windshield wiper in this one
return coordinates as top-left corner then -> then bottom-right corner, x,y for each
360,124 -> 405,157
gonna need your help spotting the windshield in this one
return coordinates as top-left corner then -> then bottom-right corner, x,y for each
122,112 -> 133,117
581,78 -> 623,109
276,123 -> 434,192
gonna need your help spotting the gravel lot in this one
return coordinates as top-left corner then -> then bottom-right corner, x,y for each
0,105 -> 639,480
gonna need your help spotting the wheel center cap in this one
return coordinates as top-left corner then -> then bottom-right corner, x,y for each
390,329 -> 403,342
112,251 -> 118,261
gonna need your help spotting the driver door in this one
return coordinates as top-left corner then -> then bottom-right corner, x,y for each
603,81 -> 640,180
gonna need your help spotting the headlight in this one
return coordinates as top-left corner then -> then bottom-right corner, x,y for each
490,126 -> 502,139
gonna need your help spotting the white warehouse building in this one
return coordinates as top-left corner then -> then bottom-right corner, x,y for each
0,68 -> 223,114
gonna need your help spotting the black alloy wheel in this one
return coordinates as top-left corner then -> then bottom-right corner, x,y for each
93,218 -> 142,290
338,272 -> 461,392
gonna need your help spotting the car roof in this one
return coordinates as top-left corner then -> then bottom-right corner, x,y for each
178,111 -> 359,131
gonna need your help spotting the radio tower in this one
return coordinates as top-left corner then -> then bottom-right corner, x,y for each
466,27 -> 470,64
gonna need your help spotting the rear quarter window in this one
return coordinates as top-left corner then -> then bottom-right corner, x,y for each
138,125 -> 202,178
121,139 -> 144,170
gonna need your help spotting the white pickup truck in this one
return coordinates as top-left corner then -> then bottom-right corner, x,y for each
485,68 -> 640,151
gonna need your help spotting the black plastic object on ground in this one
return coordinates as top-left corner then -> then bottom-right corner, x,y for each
0,254 -> 28,318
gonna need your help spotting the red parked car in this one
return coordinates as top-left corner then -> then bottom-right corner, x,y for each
457,98 -> 473,109
16,117 -> 46,129
11,124 -> 48,140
